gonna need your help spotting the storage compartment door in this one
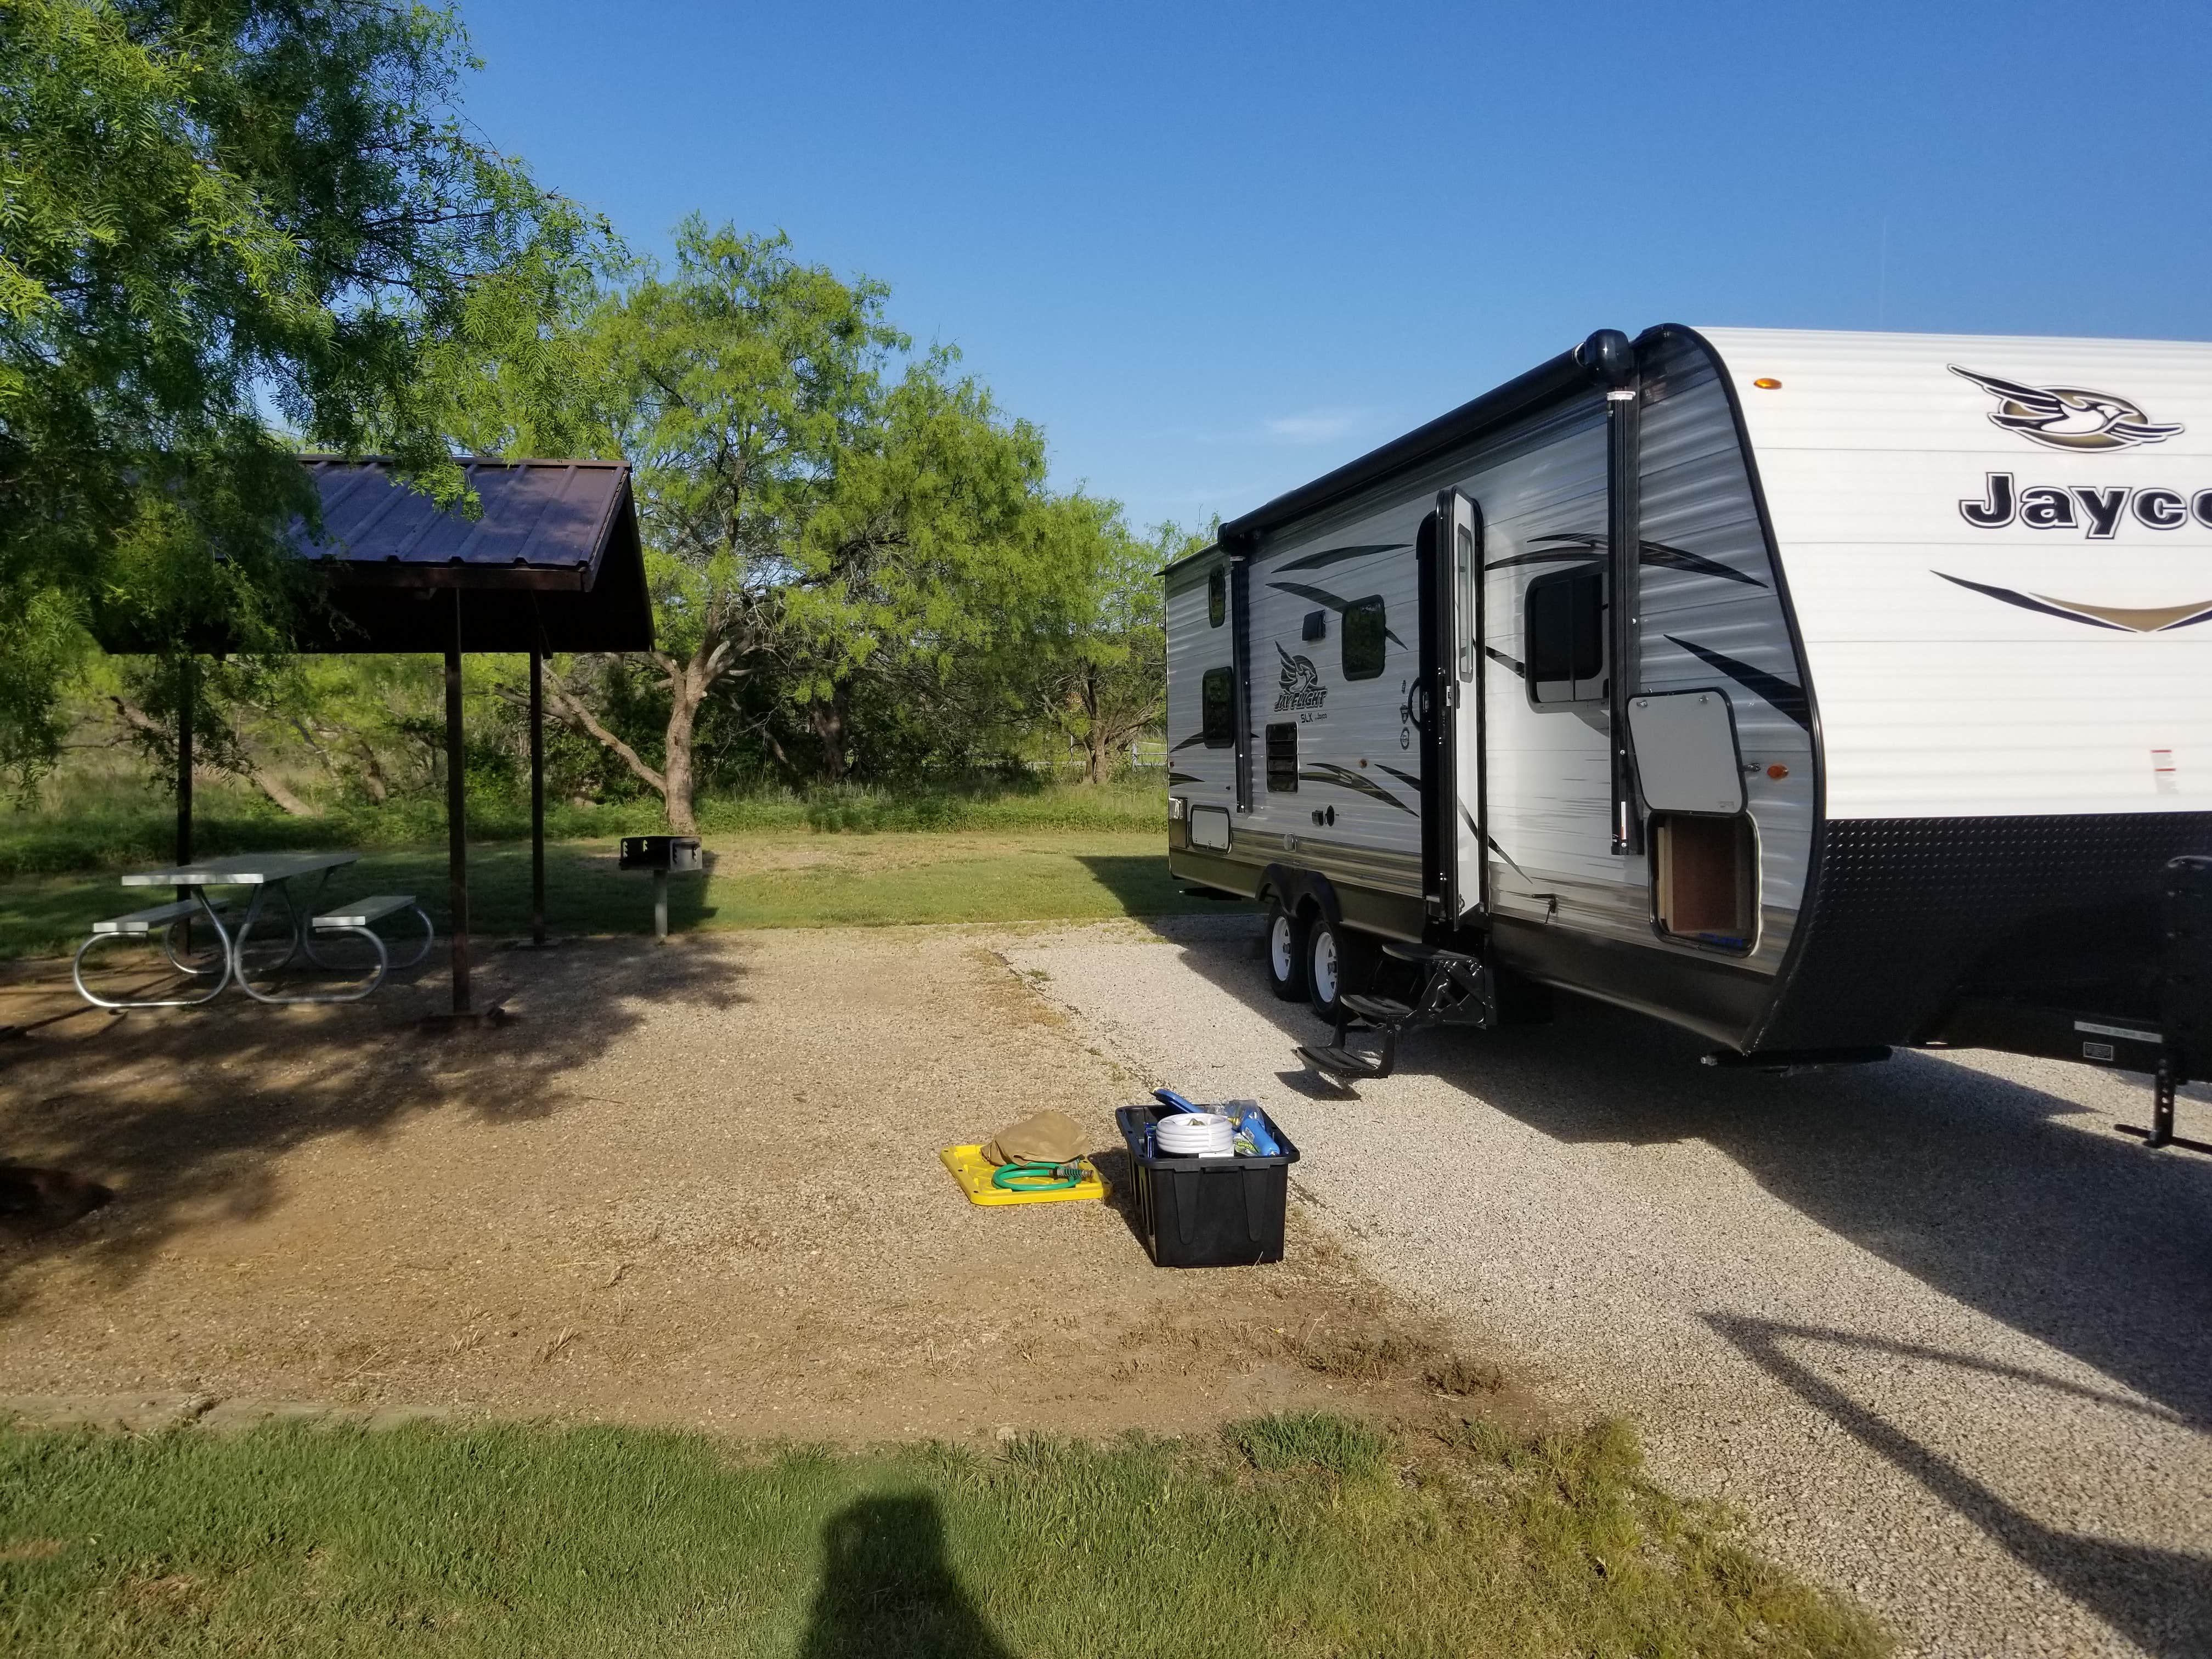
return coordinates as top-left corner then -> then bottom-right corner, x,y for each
1627,689 -> 1746,816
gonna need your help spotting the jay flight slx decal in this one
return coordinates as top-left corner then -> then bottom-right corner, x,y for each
1942,366 -> 2210,632
1274,643 -> 1327,719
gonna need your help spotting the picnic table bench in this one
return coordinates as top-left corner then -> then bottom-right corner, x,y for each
73,853 -> 433,1010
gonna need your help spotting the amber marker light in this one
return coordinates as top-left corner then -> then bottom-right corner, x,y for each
1767,763 -> 1790,779
1752,377 -> 1782,390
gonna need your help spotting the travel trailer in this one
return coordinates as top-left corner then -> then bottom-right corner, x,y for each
1163,326 -> 2212,1148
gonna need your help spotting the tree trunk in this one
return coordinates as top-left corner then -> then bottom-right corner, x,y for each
808,696 -> 847,783
354,740 -> 391,804
1076,667 -> 1109,785
544,637 -> 741,832
662,661 -> 706,834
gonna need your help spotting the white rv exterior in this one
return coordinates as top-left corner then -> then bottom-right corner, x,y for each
1166,325 -> 2212,1070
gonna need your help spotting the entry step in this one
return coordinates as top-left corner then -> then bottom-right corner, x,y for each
1340,994 -> 1413,1024
1295,1042 -> 1393,1081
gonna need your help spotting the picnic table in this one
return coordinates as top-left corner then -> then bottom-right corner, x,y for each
73,853 -> 432,1010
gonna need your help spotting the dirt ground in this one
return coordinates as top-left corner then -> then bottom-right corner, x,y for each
0,925 -> 1520,1442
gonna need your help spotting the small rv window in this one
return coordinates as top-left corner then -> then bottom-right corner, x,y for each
1265,723 -> 1299,792
1200,667 -> 1235,747
1526,567 -> 1606,706
1341,596 -> 1386,681
1207,567 -> 1226,628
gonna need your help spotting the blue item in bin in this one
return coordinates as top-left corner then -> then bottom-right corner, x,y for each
1227,1101 -> 1283,1158
1150,1088 -> 1282,1158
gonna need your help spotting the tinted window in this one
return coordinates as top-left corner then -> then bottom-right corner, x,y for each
1207,567 -> 1226,628
1201,666 -> 1234,747
1341,595 -> 1386,681
1527,567 -> 1605,705
1454,522 -> 1476,681
1265,721 -> 1298,791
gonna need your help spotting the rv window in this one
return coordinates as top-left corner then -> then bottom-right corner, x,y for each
1341,596 -> 1386,681
1200,667 -> 1235,747
1265,723 -> 1299,792
1526,567 -> 1605,706
1207,567 -> 1226,628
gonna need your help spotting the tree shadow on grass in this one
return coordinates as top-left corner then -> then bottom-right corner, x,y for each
799,1493 -> 1014,1659
0,933 -> 749,1314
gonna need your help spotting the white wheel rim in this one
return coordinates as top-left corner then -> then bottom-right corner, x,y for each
1312,929 -> 1339,1005
1271,916 -> 1294,979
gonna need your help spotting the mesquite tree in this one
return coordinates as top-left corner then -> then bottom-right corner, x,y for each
0,0 -> 599,783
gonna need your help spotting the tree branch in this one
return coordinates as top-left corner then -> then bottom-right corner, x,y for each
539,672 -> 666,797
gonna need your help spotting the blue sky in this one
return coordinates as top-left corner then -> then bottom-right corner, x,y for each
462,1 -> 2211,534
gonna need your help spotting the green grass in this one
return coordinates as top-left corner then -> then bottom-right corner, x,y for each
0,782 -> 1169,880
0,830 -> 1211,961
0,1415 -> 1883,1658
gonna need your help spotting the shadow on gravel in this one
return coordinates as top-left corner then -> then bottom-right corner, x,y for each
1164,924 -> 2212,1645
0,936 -> 747,1314
1711,1315 -> 2212,1658
1173,931 -> 2212,1426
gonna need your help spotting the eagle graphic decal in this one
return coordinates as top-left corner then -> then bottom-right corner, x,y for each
1274,644 -> 1325,713
1949,365 -> 2183,451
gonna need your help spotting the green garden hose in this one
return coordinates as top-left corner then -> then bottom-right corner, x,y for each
991,1159 -> 1084,1193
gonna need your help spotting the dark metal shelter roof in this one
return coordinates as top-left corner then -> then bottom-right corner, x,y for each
289,457 -> 653,654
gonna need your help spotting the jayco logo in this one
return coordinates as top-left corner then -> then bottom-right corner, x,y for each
1949,366 -> 2183,452
1960,475 -> 2212,539
1274,644 -> 1325,714
1951,367 -> 2207,539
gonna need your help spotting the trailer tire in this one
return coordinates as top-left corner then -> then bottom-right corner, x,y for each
1263,900 -> 1309,1001
1306,916 -> 1378,1026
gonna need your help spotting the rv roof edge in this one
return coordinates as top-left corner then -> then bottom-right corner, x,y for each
1218,336 -> 1623,546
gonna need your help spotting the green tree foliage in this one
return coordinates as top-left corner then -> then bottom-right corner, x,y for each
435,219 -> 1118,828
0,0 -> 603,782
1031,513 -> 1197,783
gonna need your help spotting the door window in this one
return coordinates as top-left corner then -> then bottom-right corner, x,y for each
1455,521 -> 1477,681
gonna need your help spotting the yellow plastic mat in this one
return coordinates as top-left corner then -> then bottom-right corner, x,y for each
939,1144 -> 1107,1207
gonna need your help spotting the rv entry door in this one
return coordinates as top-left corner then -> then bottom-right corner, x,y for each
1419,489 -> 1487,923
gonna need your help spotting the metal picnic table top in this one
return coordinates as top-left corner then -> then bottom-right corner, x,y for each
119,851 -> 360,888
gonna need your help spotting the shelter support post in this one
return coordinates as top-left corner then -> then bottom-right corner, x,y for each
176,654 -> 195,954
445,613 -> 471,1014
176,654 -> 194,867
529,649 -> 546,946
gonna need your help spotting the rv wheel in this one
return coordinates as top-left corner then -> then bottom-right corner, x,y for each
1263,900 -> 1309,1001
1306,916 -> 1376,1026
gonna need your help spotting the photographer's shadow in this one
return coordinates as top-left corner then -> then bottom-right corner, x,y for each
799,1494 -> 1014,1659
